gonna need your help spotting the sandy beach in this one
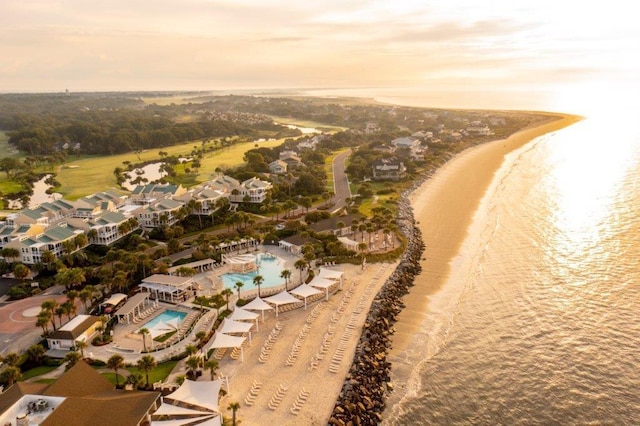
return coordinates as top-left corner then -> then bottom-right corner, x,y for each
382,113 -> 582,417
215,261 -> 399,425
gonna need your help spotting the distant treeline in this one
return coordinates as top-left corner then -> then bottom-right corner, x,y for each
0,93 -> 290,156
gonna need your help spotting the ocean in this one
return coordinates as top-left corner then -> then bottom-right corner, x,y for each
383,113 -> 640,424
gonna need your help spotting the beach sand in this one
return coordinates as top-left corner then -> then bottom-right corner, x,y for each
216,261 -> 399,425
382,113 -> 582,417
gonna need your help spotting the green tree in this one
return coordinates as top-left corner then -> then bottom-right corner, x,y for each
253,275 -> 264,298
137,355 -> 157,388
26,344 -> 46,365
280,269 -> 291,291
221,288 -> 233,311
228,401 -> 241,426
64,352 -> 82,370
138,328 -> 150,352
0,366 -> 21,387
107,354 -> 125,388
203,359 -> 219,381
234,281 -> 244,300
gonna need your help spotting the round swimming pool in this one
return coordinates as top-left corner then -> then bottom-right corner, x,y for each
221,253 -> 286,291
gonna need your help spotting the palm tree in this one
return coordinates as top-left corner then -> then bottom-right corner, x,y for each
107,354 -> 125,388
294,259 -> 308,284
253,275 -> 264,298
26,344 -> 46,366
1,248 -> 20,264
221,288 -> 233,310
0,366 -> 22,386
185,355 -> 201,380
36,312 -> 51,335
228,402 -> 241,426
234,281 -> 244,300
41,300 -> 58,331
280,269 -> 292,291
185,344 -> 198,356
64,352 -> 82,370
203,359 -> 219,380
137,355 -> 157,388
138,328 -> 150,352
75,340 -> 87,359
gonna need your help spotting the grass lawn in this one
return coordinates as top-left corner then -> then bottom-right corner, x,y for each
0,132 -> 22,160
34,378 -> 57,385
101,372 -> 127,386
55,138 -> 285,200
20,365 -> 59,381
0,180 -> 25,195
126,360 -> 178,384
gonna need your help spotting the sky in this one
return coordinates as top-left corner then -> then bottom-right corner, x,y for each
1,0 -> 639,112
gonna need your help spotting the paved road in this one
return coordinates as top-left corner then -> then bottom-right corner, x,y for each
331,149 -> 352,212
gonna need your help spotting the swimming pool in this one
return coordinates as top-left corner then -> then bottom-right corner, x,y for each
139,310 -> 186,335
221,253 -> 286,291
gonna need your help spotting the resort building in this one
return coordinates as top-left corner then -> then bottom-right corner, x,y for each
0,361 -> 160,426
129,183 -> 187,206
268,159 -> 288,174
4,223 -> 85,265
308,213 -> 363,236
390,136 -> 421,150
173,186 -> 228,217
228,177 -> 272,204
372,158 -> 406,181
0,224 -> 45,250
139,274 -> 198,303
46,315 -> 103,351
86,211 -> 137,246
278,234 -> 320,254
135,198 -> 184,229
466,121 -> 493,136
279,151 -> 303,168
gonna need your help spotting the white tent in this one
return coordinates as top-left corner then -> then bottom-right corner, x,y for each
229,306 -> 260,331
242,297 -> 274,321
219,318 -> 253,345
165,379 -> 222,413
147,320 -> 178,339
203,332 -> 246,361
151,416 -> 216,426
264,291 -> 302,317
309,275 -> 338,300
337,236 -> 359,250
319,267 -> 344,284
290,283 -> 322,309
153,403 -> 212,417
196,416 -> 222,426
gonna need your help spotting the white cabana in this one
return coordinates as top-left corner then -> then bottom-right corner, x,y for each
146,319 -> 178,339
229,306 -> 260,331
337,236 -> 359,251
204,333 -> 246,361
242,297 -> 274,321
264,291 -> 302,317
165,379 -> 222,413
219,318 -> 253,345
290,283 -> 322,309
153,403 -> 212,417
318,267 -> 344,289
309,275 -> 339,300
151,416 -> 216,426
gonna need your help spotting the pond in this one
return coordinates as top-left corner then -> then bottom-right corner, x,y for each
7,174 -> 62,209
121,162 -> 168,191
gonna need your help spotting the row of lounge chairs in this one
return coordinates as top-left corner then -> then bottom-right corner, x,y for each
132,305 -> 161,324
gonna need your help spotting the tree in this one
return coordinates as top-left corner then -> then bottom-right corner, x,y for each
36,311 -> 51,335
137,355 -> 157,388
107,354 -> 125,388
26,344 -> 46,366
1,248 -> 20,264
0,366 -> 21,387
234,281 -> 244,300
138,328 -> 150,352
253,275 -> 264,298
64,351 -> 82,370
280,269 -> 291,291
41,300 -> 58,331
75,340 -> 87,359
12,263 -> 30,282
203,359 -> 219,381
228,402 -> 241,426
294,259 -> 308,284
221,288 -> 233,311
185,355 -> 201,380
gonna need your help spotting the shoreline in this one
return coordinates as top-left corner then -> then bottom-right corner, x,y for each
381,112 -> 582,421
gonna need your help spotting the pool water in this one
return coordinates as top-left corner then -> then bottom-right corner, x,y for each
222,253 -> 286,291
140,310 -> 186,331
